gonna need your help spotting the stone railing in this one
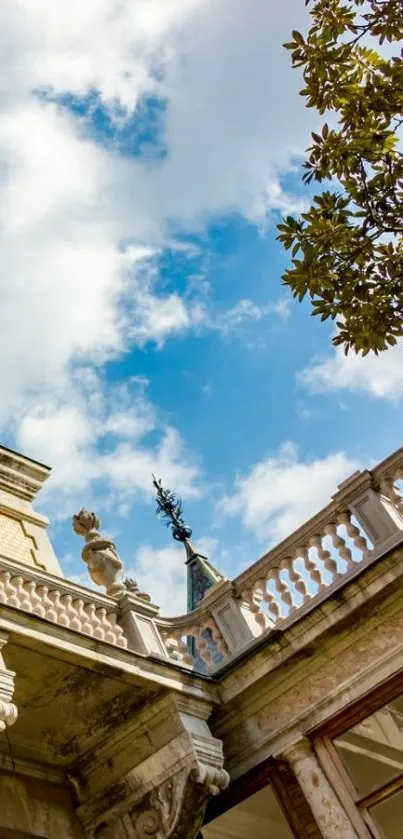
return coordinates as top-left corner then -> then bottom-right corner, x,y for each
1,448 -> 402,674
233,449 -> 403,631
157,613 -> 229,669
155,448 -> 403,671
0,556 -> 126,648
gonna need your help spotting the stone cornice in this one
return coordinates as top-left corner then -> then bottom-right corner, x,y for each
0,446 -> 51,503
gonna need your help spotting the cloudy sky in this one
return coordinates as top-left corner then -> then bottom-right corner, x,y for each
1,0 -> 402,614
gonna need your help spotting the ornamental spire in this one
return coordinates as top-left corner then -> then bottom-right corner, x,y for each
152,476 -> 224,615
152,476 -> 193,543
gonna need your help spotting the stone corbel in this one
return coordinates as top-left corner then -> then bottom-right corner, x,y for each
0,630 -> 18,731
74,694 -> 229,839
92,763 -> 228,839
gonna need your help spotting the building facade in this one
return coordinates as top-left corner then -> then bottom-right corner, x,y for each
1,443 -> 403,838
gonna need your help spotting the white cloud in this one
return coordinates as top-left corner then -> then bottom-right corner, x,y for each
0,0 -> 313,526
128,543 -> 187,615
300,341 -> 403,399
129,535 -> 229,615
15,374 -> 199,519
220,442 -> 360,544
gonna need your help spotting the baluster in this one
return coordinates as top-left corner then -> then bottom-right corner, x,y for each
337,512 -> 371,563
309,535 -> 338,585
295,545 -> 322,597
48,590 -> 69,626
98,608 -> 115,643
173,630 -> 193,667
204,618 -> 229,656
37,586 -> 57,622
255,577 -> 280,622
164,635 -> 180,661
106,613 -> 127,648
380,476 -> 400,504
24,580 -> 46,616
279,555 -> 308,605
379,476 -> 403,516
2,573 -> 20,607
266,567 -> 292,615
85,603 -> 104,638
93,608 -> 107,640
241,585 -> 268,628
74,599 -> 91,634
61,595 -> 81,631
12,576 -> 32,611
192,626 -> 213,668
324,523 -> 354,571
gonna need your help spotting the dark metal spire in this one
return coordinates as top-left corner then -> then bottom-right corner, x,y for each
152,475 -> 193,543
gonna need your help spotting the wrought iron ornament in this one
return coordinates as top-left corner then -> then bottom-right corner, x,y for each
152,476 -> 193,542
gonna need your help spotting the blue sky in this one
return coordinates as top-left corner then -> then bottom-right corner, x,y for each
1,0 -> 402,614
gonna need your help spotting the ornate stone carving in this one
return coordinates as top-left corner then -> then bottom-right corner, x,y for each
93,764 -> 229,839
74,694 -> 229,839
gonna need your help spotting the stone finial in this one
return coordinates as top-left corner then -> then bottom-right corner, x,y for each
72,509 -> 126,599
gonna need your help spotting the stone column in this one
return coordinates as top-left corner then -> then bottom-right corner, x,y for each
282,738 -> 359,839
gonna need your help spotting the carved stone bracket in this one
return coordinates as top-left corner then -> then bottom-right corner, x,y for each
94,764 -> 228,839
0,631 -> 18,731
73,694 -> 229,839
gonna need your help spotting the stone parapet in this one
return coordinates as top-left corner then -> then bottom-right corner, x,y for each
0,556 -> 126,648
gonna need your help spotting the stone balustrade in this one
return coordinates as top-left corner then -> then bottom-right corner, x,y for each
233,449 -> 403,632
235,509 -> 371,628
157,613 -> 230,670
1,448 -> 403,673
156,448 -> 403,669
0,558 -> 127,648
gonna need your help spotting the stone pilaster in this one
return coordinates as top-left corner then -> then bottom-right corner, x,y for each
282,738 -> 358,839
201,580 -> 270,656
334,470 -> 403,549
118,592 -> 168,657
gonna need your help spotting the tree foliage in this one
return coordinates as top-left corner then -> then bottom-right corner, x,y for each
278,0 -> 403,354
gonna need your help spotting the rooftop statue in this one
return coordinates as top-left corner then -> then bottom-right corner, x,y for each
72,509 -> 150,601
72,509 -> 126,598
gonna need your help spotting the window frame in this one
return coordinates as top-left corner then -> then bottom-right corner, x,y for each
311,672 -> 403,839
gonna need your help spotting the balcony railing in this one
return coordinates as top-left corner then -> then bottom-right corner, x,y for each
155,447 -> 403,671
0,557 -> 127,648
0,448 -> 402,674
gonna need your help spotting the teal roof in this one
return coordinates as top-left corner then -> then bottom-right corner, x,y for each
185,540 -> 223,612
